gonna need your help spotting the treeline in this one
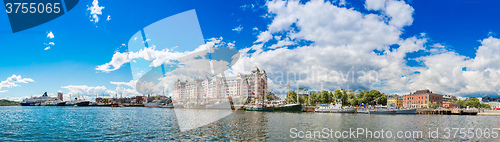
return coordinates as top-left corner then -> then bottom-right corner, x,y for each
286,89 -> 387,106
0,99 -> 20,106
448,98 -> 491,108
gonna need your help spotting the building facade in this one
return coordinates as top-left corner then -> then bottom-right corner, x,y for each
443,95 -> 457,102
173,66 -> 267,104
387,97 -> 403,107
442,102 -> 460,109
403,89 -> 443,108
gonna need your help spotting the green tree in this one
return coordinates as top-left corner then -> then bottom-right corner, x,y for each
378,96 -> 387,106
427,102 -> 438,109
286,91 -> 298,103
309,93 -> 317,105
451,100 -> 466,108
348,98 -> 357,106
334,90 -> 342,100
299,96 -> 305,104
465,98 -> 481,108
0,99 -> 20,106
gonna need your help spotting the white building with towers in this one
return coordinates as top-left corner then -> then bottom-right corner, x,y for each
173,66 -> 268,104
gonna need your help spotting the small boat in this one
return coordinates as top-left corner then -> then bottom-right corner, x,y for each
159,103 -> 174,108
315,102 -> 356,113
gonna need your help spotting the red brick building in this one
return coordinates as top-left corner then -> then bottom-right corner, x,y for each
442,102 -> 460,109
403,89 -> 443,108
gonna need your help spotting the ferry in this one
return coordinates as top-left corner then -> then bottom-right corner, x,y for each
315,102 -> 356,113
20,92 -> 58,106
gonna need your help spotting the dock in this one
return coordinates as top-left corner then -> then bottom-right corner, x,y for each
417,109 -> 478,115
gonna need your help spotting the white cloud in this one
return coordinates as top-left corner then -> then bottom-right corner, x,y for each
87,0 -> 105,23
48,42 -> 55,45
96,37 -> 233,73
44,46 -> 50,50
106,15 -> 111,21
0,75 -> 34,92
233,0 -> 500,97
232,25 -> 243,33
47,31 -> 54,39
255,31 -> 272,43
365,0 -> 386,11
230,0 -> 417,94
253,27 -> 259,31
61,85 -> 115,98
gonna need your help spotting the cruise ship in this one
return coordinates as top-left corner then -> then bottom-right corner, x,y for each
20,92 -> 59,106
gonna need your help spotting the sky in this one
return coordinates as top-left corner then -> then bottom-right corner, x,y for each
1,0 -> 500,101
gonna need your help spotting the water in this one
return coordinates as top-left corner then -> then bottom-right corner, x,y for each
1,106 -> 499,141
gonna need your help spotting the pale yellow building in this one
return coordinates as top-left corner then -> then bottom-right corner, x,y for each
388,98 -> 403,107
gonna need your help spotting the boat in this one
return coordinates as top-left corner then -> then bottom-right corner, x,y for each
143,101 -> 161,107
56,101 -> 67,106
205,101 -> 233,109
315,102 -> 356,113
395,108 -> 417,114
75,101 -> 90,106
274,104 -> 304,112
20,102 -> 36,106
20,92 -> 58,106
159,103 -> 174,108
366,106 -> 396,114
245,106 -> 275,111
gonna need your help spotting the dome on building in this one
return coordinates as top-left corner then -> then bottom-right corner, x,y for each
251,66 -> 260,72
260,69 -> 266,74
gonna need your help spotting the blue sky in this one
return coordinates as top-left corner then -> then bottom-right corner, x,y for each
1,0 -> 500,101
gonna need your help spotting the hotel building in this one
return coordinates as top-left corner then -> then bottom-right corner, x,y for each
173,66 -> 267,104
387,96 -> 403,107
403,89 -> 443,108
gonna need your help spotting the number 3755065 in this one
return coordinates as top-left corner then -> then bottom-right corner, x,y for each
6,3 -> 61,14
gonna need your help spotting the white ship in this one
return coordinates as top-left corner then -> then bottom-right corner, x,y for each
315,102 -> 356,113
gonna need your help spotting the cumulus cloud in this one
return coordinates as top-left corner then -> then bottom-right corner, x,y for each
0,75 -> 34,93
230,0 -> 500,97
46,31 -> 54,39
61,85 -> 115,99
87,0 -> 105,23
232,25 -> 243,33
229,0 -> 420,94
96,37 -> 233,73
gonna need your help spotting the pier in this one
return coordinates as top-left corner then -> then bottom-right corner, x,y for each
417,109 -> 478,115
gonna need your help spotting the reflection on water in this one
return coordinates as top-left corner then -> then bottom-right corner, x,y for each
1,106 -> 499,141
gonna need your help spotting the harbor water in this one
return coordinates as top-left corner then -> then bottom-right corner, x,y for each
1,106 -> 499,141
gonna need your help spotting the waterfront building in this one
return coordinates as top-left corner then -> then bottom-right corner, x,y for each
442,102 -> 460,109
387,96 -> 403,107
487,102 -> 500,109
57,92 -> 63,101
403,89 -> 443,108
173,66 -> 267,104
443,95 -> 457,102
295,88 -> 311,97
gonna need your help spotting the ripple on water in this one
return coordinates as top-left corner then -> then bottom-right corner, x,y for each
1,106 -> 499,141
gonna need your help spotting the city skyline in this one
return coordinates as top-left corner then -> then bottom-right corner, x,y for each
2,0 -> 500,101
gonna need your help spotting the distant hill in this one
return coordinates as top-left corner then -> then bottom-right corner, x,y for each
0,99 -> 20,106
